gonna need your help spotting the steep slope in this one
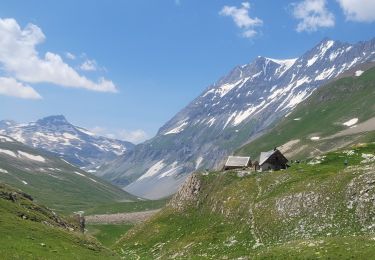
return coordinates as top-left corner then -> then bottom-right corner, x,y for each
236,65 -> 375,160
101,37 -> 375,199
0,183 -> 118,259
0,115 -> 134,170
115,143 -> 375,259
0,135 -> 136,213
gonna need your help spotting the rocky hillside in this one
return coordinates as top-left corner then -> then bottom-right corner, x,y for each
0,182 -> 118,259
100,37 -> 375,199
0,134 -> 136,213
115,143 -> 375,259
237,64 -> 375,160
0,115 -> 134,170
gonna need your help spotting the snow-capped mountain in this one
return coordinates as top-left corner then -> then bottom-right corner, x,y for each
99,37 -> 375,199
0,115 -> 134,170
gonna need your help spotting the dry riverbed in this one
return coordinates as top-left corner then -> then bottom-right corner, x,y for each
85,209 -> 160,224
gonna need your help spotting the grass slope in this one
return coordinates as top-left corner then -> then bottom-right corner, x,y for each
115,143 -> 375,259
0,137 -> 135,214
0,183 -> 118,259
86,224 -> 134,247
236,66 -> 375,160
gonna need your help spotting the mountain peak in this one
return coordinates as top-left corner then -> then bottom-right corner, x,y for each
36,115 -> 69,125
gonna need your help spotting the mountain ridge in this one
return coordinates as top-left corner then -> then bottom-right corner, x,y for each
100,37 -> 375,199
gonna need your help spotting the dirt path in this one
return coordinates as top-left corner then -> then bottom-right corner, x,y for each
85,209 -> 161,224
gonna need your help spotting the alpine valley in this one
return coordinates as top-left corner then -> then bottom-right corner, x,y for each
99,37 -> 375,199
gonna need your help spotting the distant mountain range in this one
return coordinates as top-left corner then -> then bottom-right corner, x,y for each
0,115 -> 134,170
98,37 -> 375,199
0,134 -> 135,213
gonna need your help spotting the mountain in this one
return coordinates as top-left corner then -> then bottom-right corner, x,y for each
100,37 -> 375,199
236,65 -> 375,160
115,143 -> 375,258
0,134 -> 136,213
0,115 -> 134,170
0,182 -> 118,259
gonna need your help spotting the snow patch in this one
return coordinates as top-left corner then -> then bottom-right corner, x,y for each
62,133 -> 79,140
0,148 -> 17,157
158,162 -> 180,179
206,118 -> 216,127
88,177 -> 98,183
315,67 -> 336,81
232,101 -> 266,126
196,156 -> 204,170
74,171 -> 86,177
0,136 -> 13,142
164,121 -> 188,135
22,180 -> 28,185
0,168 -> 8,173
215,79 -> 243,98
138,160 -> 166,181
18,151 -> 46,163
267,58 -> 297,76
343,118 -> 358,127
310,136 -> 320,141
355,70 -> 364,77
307,56 -> 318,67
76,127 -> 95,136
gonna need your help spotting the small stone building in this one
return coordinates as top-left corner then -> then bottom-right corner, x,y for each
224,156 -> 251,170
259,149 -> 288,171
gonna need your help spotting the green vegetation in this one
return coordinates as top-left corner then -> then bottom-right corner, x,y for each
85,198 -> 169,215
0,183 -> 119,259
87,224 -> 134,247
237,66 -> 375,160
0,140 -> 136,214
115,143 -> 375,259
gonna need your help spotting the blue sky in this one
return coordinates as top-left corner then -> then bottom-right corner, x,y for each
0,0 -> 374,143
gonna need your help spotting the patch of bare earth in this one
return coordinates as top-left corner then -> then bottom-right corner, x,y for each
85,209 -> 160,224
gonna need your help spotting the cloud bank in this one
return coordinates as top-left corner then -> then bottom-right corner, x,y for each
337,0 -> 375,22
292,0 -> 335,32
0,18 -> 117,99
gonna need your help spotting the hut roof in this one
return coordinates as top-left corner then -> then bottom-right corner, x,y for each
259,150 -> 276,165
225,156 -> 251,167
259,149 -> 289,166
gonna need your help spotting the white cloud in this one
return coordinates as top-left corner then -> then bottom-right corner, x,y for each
337,0 -> 375,22
292,0 -> 335,32
0,18 -> 117,96
80,59 -> 97,71
65,52 -> 76,60
117,129 -> 148,144
219,2 -> 263,38
91,126 -> 148,144
0,77 -> 41,99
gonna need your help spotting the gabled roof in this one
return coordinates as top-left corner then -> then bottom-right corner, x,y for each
225,156 -> 251,167
259,149 -> 288,166
259,150 -> 276,165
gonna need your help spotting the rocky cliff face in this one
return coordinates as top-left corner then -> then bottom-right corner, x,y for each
101,37 -> 375,199
168,173 -> 201,212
